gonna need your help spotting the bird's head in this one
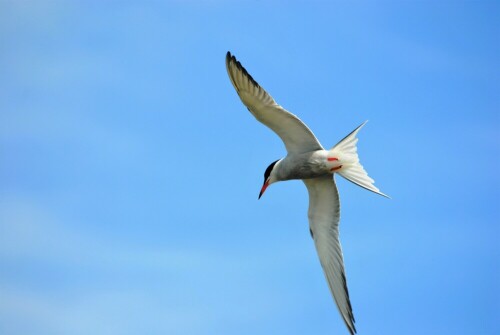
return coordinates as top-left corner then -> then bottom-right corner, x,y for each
259,159 -> 280,199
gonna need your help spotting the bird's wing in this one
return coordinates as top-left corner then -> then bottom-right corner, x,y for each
303,175 -> 356,335
226,52 -> 323,154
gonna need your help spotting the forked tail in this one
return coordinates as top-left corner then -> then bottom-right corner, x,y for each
329,121 -> 389,198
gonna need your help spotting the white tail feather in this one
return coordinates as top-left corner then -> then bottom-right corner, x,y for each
330,121 -> 389,198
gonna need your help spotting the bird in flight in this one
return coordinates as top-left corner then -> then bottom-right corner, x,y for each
226,51 -> 388,335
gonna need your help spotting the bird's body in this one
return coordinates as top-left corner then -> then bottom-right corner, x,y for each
273,150 -> 328,181
226,51 -> 388,335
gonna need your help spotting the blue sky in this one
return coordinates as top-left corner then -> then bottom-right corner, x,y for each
1,1 -> 498,334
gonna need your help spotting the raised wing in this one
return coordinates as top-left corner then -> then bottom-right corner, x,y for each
304,175 -> 356,335
226,52 -> 323,154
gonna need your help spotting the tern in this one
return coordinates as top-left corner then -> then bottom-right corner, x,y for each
226,52 -> 388,335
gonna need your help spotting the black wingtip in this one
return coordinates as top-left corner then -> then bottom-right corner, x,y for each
225,51 -> 261,91
225,51 -> 232,66
231,54 -> 259,87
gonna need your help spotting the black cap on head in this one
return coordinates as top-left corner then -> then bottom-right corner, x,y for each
263,159 -> 279,181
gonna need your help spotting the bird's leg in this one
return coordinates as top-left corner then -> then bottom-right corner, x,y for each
327,157 -> 342,172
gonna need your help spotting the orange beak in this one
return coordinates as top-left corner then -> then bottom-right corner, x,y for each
258,180 -> 270,199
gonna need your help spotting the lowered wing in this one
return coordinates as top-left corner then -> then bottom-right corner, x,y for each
304,175 -> 356,335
